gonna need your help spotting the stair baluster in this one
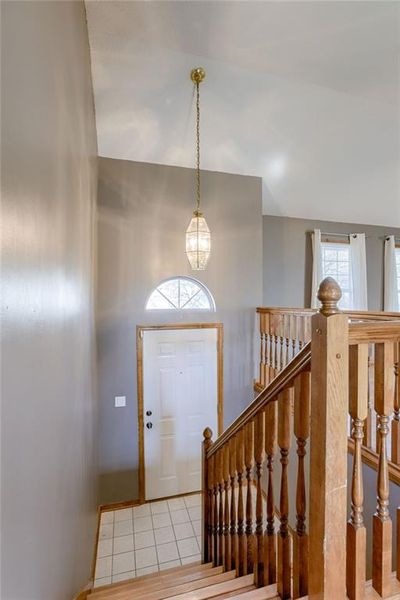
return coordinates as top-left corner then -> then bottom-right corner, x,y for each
347,344 -> 368,600
254,409 -> 265,587
202,427 -> 213,565
264,400 -> 277,585
277,388 -> 292,600
229,436 -> 237,572
373,342 -> 394,597
245,420 -> 255,575
293,371 -> 310,599
223,443 -> 231,571
236,428 -> 246,577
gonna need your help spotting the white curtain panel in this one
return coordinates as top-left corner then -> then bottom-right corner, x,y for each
384,235 -> 399,311
311,229 -> 323,308
350,233 -> 368,310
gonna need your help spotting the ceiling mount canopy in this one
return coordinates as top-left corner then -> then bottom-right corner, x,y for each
185,67 -> 211,271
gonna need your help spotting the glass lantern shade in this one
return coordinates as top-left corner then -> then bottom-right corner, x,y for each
185,212 -> 211,270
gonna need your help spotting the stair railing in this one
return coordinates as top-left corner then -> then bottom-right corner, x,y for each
202,277 -> 400,599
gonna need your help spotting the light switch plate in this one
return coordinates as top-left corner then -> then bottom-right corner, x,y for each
115,396 -> 126,408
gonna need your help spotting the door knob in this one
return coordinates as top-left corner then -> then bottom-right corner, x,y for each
146,422 -> 153,429
146,410 -> 152,416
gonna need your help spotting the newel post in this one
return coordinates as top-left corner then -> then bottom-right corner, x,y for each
202,427 -> 213,564
309,278 -> 349,599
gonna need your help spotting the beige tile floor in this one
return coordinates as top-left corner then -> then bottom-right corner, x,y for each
94,493 -> 202,587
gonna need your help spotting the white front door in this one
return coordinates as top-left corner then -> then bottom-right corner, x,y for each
143,327 -> 219,500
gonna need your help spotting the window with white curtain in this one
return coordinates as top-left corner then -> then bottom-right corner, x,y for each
321,242 -> 352,309
396,248 -> 400,307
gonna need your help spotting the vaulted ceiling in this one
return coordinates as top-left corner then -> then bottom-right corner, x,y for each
85,0 -> 400,226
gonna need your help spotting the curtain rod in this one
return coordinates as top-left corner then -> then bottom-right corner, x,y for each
320,232 -> 366,239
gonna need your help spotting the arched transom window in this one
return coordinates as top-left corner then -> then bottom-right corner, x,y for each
146,277 -> 215,311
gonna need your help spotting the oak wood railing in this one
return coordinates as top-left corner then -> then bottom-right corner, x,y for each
202,278 -> 400,599
256,304 -> 400,482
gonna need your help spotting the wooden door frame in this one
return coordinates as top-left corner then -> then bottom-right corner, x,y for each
136,322 -> 224,503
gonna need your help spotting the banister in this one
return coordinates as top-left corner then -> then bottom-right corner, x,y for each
207,342 -> 311,458
257,306 -> 400,321
349,320 -> 400,344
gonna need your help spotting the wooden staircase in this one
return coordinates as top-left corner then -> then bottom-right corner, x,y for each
84,277 -> 400,600
87,561 -> 281,600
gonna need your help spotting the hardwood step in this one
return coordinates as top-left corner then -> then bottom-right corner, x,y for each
213,585 -> 255,599
90,562 -> 214,596
222,584 -> 279,600
156,574 -> 255,600
95,570 -> 237,600
364,572 -> 400,599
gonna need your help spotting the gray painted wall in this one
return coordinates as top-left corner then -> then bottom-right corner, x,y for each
1,2 -> 98,599
97,158 -> 262,504
263,215 -> 400,309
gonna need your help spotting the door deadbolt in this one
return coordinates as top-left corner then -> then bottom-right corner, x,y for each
146,422 -> 153,429
146,410 -> 152,416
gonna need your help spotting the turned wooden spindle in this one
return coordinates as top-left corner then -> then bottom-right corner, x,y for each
245,420 -> 255,574
373,342 -> 394,597
279,315 -> 285,372
202,427 -> 213,564
213,450 -> 221,566
236,428 -> 246,576
364,352 -> 373,449
268,324 -> 275,381
264,400 -> 277,585
223,443 -> 231,571
229,436 -> 238,571
273,316 -> 279,375
347,345 -> 368,600
284,313 -> 290,367
309,277 -> 348,598
397,507 -> 400,581
290,314 -> 297,360
277,388 -> 293,600
216,448 -> 224,567
392,342 -> 400,464
209,453 -> 216,565
298,316 -> 304,350
293,371 -> 310,599
260,314 -> 266,387
254,409 -> 265,587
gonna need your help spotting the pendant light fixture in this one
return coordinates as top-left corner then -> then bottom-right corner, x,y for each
185,67 -> 211,271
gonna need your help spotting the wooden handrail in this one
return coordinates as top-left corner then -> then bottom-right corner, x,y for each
349,320 -> 400,344
207,343 -> 311,458
257,306 -> 400,320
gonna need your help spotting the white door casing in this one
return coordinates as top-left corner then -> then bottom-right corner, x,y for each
143,327 -> 219,500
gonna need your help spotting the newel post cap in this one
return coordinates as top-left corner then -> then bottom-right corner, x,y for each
203,427 -> 213,440
318,277 -> 342,316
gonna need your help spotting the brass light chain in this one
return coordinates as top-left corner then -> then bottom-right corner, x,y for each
195,79 -> 201,213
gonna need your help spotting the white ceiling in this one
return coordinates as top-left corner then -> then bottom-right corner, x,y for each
85,1 -> 400,226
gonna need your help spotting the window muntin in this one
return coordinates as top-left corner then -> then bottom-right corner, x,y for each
396,247 -> 400,308
146,277 -> 215,311
321,242 -> 352,309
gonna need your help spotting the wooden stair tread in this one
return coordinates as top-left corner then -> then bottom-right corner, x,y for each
220,584 -> 278,600
93,567 -> 224,600
90,562 -> 214,596
94,570 -> 237,600
212,585 -> 255,599
363,572 -> 400,599
157,574 -> 254,600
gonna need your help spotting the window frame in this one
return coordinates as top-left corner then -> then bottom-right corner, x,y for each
320,239 -> 353,310
145,276 -> 216,312
395,245 -> 400,308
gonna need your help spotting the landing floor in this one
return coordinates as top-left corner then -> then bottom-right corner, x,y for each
94,493 -> 202,587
